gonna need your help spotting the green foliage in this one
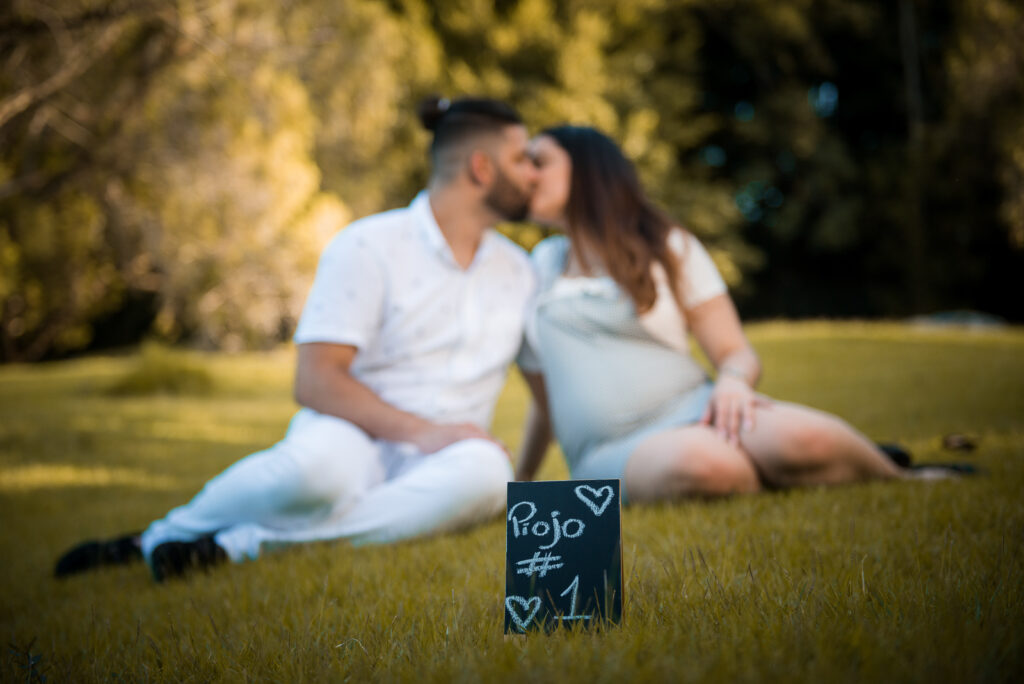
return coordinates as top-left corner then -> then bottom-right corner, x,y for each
0,323 -> 1023,681
945,0 -> 1024,248
2,1 -> 348,359
0,192 -> 123,360
691,0 -> 1024,317
105,342 -> 214,397
1,1 -> 1023,361
128,40 -> 346,349
285,0 -> 443,216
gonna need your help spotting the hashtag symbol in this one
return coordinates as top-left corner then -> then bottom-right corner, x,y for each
515,551 -> 564,578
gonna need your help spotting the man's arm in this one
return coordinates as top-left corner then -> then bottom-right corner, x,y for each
514,370 -> 552,481
294,342 -> 497,454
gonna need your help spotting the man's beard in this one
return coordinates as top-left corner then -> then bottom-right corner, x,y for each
484,168 -> 531,222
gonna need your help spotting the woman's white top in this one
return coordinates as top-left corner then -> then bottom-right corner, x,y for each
518,229 -> 728,470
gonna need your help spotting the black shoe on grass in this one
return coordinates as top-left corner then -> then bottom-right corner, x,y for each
876,442 -> 913,469
149,535 -> 228,582
54,533 -> 143,578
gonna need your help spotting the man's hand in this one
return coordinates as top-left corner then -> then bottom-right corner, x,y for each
410,422 -> 504,455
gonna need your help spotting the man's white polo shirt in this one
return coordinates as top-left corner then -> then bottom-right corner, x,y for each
294,192 -> 536,429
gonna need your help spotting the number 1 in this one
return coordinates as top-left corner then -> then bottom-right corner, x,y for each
559,574 -> 580,617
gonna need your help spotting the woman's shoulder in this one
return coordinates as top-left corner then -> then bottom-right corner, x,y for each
666,227 -> 720,270
663,226 -> 727,307
666,226 -> 699,255
529,235 -> 570,283
531,234 -> 570,259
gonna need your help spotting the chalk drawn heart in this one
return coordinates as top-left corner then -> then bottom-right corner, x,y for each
505,595 -> 542,631
575,485 -> 613,517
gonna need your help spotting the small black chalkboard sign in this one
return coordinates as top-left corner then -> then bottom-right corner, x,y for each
504,479 -> 623,633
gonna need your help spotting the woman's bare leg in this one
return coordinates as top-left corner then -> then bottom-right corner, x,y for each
737,400 -> 905,488
624,425 -> 762,503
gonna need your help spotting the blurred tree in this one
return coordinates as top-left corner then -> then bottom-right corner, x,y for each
688,0 -> 892,316
125,30 -> 348,349
938,0 -> 1024,319
2,0 -> 1022,362
0,1 -> 181,361
687,0 -> 1023,319
286,0 -> 442,217
0,0 -> 348,359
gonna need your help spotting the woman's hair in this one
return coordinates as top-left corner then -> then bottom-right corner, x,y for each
541,125 -> 682,314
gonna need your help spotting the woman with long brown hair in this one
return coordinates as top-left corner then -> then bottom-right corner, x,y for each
515,125 -> 949,500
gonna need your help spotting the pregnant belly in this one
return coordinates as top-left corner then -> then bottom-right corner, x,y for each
545,354 -> 708,456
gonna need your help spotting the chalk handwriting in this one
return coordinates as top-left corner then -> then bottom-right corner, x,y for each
574,485 -> 614,516
505,480 -> 622,633
505,595 -> 542,630
558,575 -> 593,622
515,551 -> 564,577
507,500 -> 585,549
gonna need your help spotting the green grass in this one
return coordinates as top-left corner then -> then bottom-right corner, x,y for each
104,342 -> 216,397
1,322 -> 1022,682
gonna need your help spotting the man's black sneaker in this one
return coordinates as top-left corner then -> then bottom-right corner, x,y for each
54,533 -> 143,578
149,535 -> 228,582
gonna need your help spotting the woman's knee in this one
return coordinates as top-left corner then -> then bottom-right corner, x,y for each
627,431 -> 759,500
680,450 -> 760,496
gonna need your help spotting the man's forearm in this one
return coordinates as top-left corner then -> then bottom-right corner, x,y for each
294,343 -> 499,454
295,368 -> 432,443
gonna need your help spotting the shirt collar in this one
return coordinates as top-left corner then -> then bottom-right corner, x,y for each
411,191 -> 495,270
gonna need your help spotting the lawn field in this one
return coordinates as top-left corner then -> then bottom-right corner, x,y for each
1,322 -> 1022,682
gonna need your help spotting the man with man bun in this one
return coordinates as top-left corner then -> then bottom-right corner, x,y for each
55,96 -> 539,581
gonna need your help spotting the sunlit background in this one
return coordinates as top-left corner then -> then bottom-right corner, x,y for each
2,0 -> 1022,363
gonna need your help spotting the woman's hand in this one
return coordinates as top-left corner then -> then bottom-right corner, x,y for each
701,374 -> 759,446
686,294 -> 763,446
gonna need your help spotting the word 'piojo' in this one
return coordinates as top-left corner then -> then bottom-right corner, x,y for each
507,500 -> 585,550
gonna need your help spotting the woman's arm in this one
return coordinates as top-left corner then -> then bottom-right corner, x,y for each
686,294 -> 763,445
515,370 -> 553,481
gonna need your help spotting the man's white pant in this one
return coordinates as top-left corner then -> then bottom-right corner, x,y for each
140,408 -> 513,563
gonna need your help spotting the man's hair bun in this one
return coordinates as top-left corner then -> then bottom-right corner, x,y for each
418,95 -> 452,132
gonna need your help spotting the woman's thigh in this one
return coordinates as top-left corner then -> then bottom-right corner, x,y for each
737,400 -> 900,486
623,425 -> 761,503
